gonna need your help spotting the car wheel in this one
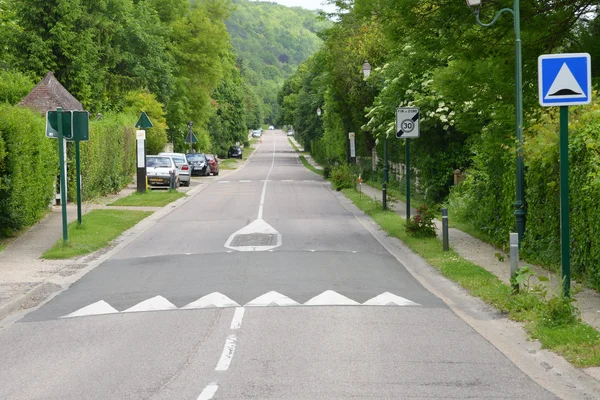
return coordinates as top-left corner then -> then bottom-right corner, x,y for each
184,180 -> 190,187
176,178 -> 180,188
215,170 -> 219,176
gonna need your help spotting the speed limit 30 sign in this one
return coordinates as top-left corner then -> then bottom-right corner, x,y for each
396,107 -> 420,138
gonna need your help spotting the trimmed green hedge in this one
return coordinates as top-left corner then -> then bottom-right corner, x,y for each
0,104 -> 57,236
67,113 -> 137,201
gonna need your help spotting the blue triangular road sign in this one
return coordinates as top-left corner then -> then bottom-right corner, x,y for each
539,53 -> 591,107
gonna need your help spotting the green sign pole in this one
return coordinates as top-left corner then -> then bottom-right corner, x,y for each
75,140 -> 82,225
560,106 -> 570,297
406,138 -> 411,220
382,137 -> 388,211
57,107 -> 68,242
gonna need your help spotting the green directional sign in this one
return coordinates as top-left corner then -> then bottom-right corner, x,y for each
135,111 -> 153,129
46,110 -> 73,139
46,110 -> 89,141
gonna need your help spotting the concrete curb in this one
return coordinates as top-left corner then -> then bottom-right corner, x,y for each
0,283 -> 46,321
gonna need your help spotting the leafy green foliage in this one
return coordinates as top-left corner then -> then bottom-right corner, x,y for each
67,113 -> 137,201
405,204 -> 437,238
0,105 -> 57,236
0,70 -> 35,105
330,164 -> 356,191
123,90 -> 168,155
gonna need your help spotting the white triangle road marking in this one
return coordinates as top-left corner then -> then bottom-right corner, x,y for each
304,290 -> 359,306
245,291 -> 299,307
123,295 -> 178,313
62,300 -> 118,318
363,292 -> 420,306
182,292 -> 240,309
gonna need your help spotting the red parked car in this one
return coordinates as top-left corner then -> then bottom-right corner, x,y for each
206,154 -> 219,176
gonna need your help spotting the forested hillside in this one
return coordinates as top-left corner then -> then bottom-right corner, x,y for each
227,0 -> 330,125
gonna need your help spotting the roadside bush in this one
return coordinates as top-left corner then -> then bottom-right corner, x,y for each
405,204 -> 437,238
330,164 -> 356,191
67,113 -> 136,200
122,90 -> 168,155
0,105 -> 57,236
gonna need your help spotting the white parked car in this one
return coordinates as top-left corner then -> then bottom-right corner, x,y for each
158,152 -> 191,187
268,125 -> 274,130
146,156 -> 180,188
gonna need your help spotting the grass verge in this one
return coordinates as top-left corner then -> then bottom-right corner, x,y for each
109,190 -> 185,207
299,156 -> 324,176
288,138 -> 324,176
42,210 -> 152,259
288,138 -> 300,152
342,188 -> 600,368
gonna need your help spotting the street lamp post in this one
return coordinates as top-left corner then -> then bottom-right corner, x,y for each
466,0 -> 525,245
363,61 -> 388,211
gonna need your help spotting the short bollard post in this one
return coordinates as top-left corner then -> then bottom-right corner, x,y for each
442,208 -> 449,252
169,170 -> 175,190
510,233 -> 519,292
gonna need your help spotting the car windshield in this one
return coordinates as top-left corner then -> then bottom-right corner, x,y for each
170,156 -> 185,166
186,154 -> 205,162
146,157 -> 171,168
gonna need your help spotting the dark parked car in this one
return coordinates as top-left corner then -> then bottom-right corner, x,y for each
228,145 -> 243,159
206,154 -> 219,175
185,153 -> 210,176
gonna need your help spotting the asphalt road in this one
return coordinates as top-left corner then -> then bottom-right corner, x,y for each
0,131 -> 557,399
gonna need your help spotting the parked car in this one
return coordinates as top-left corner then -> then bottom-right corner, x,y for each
185,152 -> 210,176
287,129 -> 294,136
251,130 -> 262,138
146,155 -> 180,188
268,125 -> 274,130
205,154 -> 219,175
158,152 -> 191,186
228,145 -> 243,159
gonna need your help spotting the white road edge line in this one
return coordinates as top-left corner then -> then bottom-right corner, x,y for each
257,136 -> 277,220
197,383 -> 219,400
230,307 -> 245,330
215,334 -> 238,371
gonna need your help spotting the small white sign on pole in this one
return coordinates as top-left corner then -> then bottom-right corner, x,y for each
137,139 -> 145,168
349,132 -> 356,158
136,130 -> 146,140
396,108 -> 420,138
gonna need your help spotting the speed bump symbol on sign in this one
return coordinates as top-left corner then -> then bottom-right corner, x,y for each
396,107 -> 420,139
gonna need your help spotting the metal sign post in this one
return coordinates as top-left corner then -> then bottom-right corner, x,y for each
135,112 -> 153,193
396,107 -> 420,220
538,53 -> 592,297
57,108 -> 68,242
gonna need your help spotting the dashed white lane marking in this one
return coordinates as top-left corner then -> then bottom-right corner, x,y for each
123,295 -> 177,313
215,334 -> 238,371
239,180 -> 251,183
197,383 -> 219,400
257,137 -> 277,220
282,179 -> 293,182
62,291 -> 421,318
230,307 -> 245,330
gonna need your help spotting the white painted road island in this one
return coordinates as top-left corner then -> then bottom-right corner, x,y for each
0,130 -> 580,399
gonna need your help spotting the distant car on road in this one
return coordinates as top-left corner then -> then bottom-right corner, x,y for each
146,155 -> 180,188
251,130 -> 262,138
228,145 -> 243,159
206,154 -> 219,176
269,125 -> 274,130
185,152 -> 210,176
158,152 -> 191,186
287,129 -> 294,136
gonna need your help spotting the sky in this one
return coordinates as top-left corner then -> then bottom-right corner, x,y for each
267,0 -> 337,14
